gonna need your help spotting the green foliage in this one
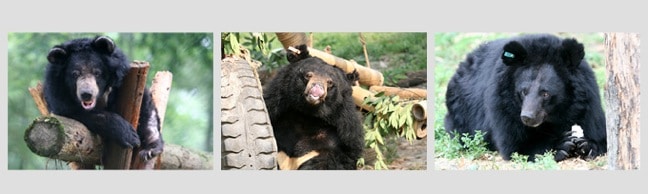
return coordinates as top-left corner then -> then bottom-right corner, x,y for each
361,92 -> 418,170
221,32 -> 288,70
510,152 -> 560,170
8,33 -> 213,169
435,129 -> 491,160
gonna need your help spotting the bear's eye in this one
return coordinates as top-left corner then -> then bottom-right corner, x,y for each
304,72 -> 314,80
542,91 -> 550,99
327,79 -> 334,88
71,70 -> 80,78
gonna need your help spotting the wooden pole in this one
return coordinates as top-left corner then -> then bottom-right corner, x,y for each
276,32 -> 385,87
28,82 -> 48,116
369,86 -> 427,100
352,86 -> 376,112
103,61 -> 149,169
144,71 -> 173,169
604,33 -> 640,170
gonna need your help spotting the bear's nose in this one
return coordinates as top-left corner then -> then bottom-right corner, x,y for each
521,115 -> 533,124
81,92 -> 93,101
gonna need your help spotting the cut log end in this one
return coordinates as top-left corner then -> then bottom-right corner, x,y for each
25,116 -> 65,157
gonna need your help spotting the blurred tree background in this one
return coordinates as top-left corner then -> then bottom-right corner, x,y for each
7,33 -> 214,169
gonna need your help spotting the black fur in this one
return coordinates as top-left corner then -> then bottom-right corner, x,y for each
444,34 -> 606,161
43,36 -> 164,167
264,45 -> 364,169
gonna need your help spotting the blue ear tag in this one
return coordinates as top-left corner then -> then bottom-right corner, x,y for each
503,51 -> 515,58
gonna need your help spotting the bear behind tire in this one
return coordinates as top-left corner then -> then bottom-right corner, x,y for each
43,36 -> 164,168
444,34 -> 606,161
263,45 -> 364,170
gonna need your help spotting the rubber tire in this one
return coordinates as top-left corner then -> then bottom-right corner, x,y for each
221,58 -> 277,170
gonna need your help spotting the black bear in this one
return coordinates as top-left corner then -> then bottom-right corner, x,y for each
444,34 -> 606,162
43,36 -> 164,168
263,45 -> 364,170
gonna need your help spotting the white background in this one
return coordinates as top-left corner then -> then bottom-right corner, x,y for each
1,0 -> 644,193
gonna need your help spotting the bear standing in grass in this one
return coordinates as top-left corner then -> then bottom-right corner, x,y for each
43,36 -> 163,168
444,34 -> 606,161
263,45 -> 364,170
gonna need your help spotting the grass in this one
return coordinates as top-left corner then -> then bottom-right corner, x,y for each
434,32 -> 607,170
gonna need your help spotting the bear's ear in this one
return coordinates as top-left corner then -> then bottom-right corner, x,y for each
93,36 -> 116,54
561,38 -> 585,68
502,41 -> 527,66
47,47 -> 67,64
346,69 -> 360,83
286,44 -> 310,63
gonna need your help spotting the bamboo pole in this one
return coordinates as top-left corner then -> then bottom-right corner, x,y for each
369,86 -> 427,100
276,32 -> 384,87
352,86 -> 376,112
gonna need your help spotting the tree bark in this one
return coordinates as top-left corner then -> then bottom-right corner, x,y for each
103,61 -> 149,169
148,71 -> 173,169
24,115 -> 213,169
604,32 -> 640,170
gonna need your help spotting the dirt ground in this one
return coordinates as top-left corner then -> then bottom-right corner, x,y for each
434,154 -> 608,170
360,136 -> 428,170
388,137 -> 428,170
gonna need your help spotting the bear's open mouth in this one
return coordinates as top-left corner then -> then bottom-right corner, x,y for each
306,84 -> 326,105
81,99 -> 96,110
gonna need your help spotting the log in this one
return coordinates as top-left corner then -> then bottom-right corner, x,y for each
369,86 -> 427,100
411,100 -> 427,121
28,82 -> 48,116
276,151 -> 319,170
150,71 -> 173,128
352,86 -> 376,112
159,144 -> 213,170
604,33 -> 640,170
103,61 -> 149,169
275,32 -> 384,87
24,115 -> 212,169
24,114 -> 103,163
148,71 -> 173,169
411,100 -> 427,139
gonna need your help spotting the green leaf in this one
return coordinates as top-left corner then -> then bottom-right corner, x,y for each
375,130 -> 384,145
229,34 -> 240,56
399,114 -> 408,127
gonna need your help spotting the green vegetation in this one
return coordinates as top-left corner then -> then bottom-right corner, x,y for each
434,32 -> 607,170
361,93 -> 419,169
8,33 -> 213,169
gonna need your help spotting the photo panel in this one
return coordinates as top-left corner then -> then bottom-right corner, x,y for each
434,32 -> 639,170
220,32 -> 427,170
7,32 -> 214,170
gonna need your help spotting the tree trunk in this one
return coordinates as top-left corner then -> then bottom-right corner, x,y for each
604,32 -> 640,170
103,61 -> 149,169
24,115 -> 213,169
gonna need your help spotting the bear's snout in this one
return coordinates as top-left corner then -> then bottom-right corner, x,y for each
76,76 -> 99,110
